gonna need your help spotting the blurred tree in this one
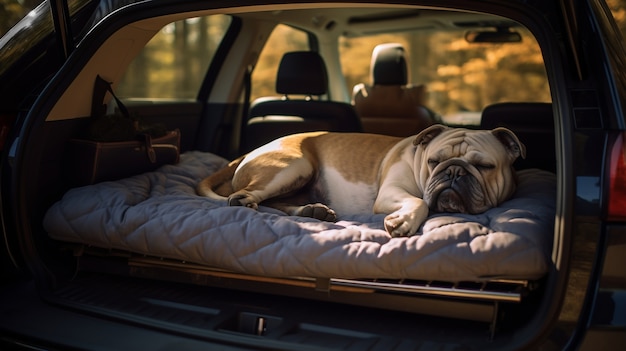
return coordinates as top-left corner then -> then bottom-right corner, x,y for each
117,15 -> 231,99
608,0 -> 626,33
250,24 -> 309,100
341,28 -> 549,120
5,0 -> 624,115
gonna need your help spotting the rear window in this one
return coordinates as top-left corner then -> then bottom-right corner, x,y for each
339,27 -> 550,125
117,15 -> 232,100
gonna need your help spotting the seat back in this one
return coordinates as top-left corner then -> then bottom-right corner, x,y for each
352,43 -> 435,137
243,51 -> 362,153
480,102 -> 555,172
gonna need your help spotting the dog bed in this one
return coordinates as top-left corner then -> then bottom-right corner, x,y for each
43,151 -> 555,282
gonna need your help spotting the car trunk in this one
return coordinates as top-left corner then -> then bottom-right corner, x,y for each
3,1 -> 573,350
12,110 -> 556,350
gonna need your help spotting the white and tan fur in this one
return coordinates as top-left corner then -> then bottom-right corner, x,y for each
197,125 -> 525,237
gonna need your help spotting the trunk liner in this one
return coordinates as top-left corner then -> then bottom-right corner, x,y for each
43,245 -> 543,344
46,272 -> 500,350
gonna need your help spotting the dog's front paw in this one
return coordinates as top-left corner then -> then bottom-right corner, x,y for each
384,212 -> 423,237
228,193 -> 259,210
297,203 -> 337,222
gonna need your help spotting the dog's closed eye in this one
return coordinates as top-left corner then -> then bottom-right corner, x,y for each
475,163 -> 495,171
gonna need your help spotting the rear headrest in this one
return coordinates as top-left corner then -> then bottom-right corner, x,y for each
480,102 -> 554,131
276,51 -> 328,96
371,43 -> 408,86
480,102 -> 555,172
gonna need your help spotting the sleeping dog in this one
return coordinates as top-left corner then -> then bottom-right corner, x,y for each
197,124 -> 525,237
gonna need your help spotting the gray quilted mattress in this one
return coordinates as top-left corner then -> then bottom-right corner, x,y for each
43,151 -> 556,281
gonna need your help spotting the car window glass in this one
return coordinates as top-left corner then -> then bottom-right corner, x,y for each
251,24 -> 310,101
117,15 -> 232,100
0,0 -> 45,37
340,27 -> 550,125
608,0 -> 626,41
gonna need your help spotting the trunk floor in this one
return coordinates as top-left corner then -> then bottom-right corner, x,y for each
46,272 -> 506,350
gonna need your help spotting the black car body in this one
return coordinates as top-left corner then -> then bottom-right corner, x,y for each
0,0 -> 625,350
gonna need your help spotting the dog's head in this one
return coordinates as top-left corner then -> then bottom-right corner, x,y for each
413,124 -> 526,214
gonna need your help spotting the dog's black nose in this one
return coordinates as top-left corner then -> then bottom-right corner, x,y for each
446,165 -> 467,178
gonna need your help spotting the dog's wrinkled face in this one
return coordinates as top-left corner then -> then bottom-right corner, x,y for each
413,125 -> 526,214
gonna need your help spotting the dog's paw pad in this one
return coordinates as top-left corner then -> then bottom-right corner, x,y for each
299,203 -> 337,221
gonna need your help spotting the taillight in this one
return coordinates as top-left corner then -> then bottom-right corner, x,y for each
607,132 -> 626,220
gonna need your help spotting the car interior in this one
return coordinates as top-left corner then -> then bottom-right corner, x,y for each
244,51 -> 363,153
352,42 -> 438,136
24,4 -> 561,349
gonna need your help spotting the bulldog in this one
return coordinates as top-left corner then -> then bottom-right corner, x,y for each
197,124 -> 525,237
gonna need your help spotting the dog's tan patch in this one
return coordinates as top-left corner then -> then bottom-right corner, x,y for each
304,133 -> 400,184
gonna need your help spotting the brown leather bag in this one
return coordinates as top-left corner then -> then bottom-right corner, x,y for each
67,76 -> 181,185
67,130 -> 180,185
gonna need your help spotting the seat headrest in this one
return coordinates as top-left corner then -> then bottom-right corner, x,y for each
276,51 -> 328,96
371,43 -> 408,86
480,102 -> 554,130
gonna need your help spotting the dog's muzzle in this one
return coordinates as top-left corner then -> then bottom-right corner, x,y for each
425,162 -> 486,214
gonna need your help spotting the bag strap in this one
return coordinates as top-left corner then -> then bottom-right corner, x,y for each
238,65 -> 253,154
138,133 -> 157,163
91,75 -> 131,120
90,75 -> 166,164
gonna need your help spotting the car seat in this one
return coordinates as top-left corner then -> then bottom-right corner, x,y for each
352,43 -> 436,137
480,102 -> 556,172
243,51 -> 363,153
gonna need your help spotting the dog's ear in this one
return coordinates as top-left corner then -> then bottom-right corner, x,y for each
492,127 -> 527,160
413,124 -> 448,146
